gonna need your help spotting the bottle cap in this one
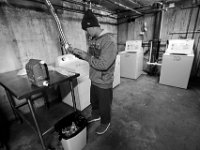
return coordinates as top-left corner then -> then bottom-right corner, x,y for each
43,81 -> 49,86
40,60 -> 45,64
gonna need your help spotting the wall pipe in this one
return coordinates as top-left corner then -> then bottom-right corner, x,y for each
185,7 -> 194,38
150,2 -> 163,63
146,41 -> 162,66
192,5 -> 200,39
193,5 -> 200,77
169,31 -> 200,34
145,2 -> 163,75
181,4 -> 200,9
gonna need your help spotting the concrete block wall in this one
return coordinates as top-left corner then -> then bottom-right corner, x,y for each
0,4 -> 117,119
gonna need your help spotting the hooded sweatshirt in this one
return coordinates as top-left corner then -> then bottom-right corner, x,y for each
85,29 -> 117,89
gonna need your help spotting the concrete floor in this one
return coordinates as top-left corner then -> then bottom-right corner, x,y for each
5,75 -> 200,150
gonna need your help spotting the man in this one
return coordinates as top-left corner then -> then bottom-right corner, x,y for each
69,9 -> 117,134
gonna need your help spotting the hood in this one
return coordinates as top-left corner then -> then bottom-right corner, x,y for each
98,29 -> 112,38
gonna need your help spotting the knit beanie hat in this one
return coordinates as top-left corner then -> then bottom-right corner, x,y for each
81,9 -> 100,31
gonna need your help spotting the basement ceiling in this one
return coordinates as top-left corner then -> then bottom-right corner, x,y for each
1,0 -> 198,20
88,0 -> 194,19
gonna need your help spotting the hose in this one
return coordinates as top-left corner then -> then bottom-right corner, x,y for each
44,0 -> 70,54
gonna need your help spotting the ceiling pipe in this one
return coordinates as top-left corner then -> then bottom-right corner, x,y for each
7,2 -> 118,25
117,8 -> 162,24
104,4 -> 153,17
105,0 -> 142,15
61,0 -> 119,18
63,0 -> 113,14
78,0 -> 117,18
126,0 -> 142,7
117,5 -> 165,20
117,14 -> 142,24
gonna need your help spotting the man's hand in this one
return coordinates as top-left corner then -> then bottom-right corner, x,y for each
73,48 -> 88,60
67,45 -> 74,53
65,45 -> 89,60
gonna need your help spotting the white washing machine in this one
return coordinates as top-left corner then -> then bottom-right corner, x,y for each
120,40 -> 143,79
56,54 -> 90,111
59,74 -> 91,111
159,39 -> 194,89
113,54 -> 120,88
56,54 -> 89,76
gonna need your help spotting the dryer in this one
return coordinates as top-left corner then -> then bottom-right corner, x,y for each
159,39 -> 194,89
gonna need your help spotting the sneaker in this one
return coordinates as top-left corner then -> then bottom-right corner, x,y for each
95,123 -> 110,135
87,116 -> 101,123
